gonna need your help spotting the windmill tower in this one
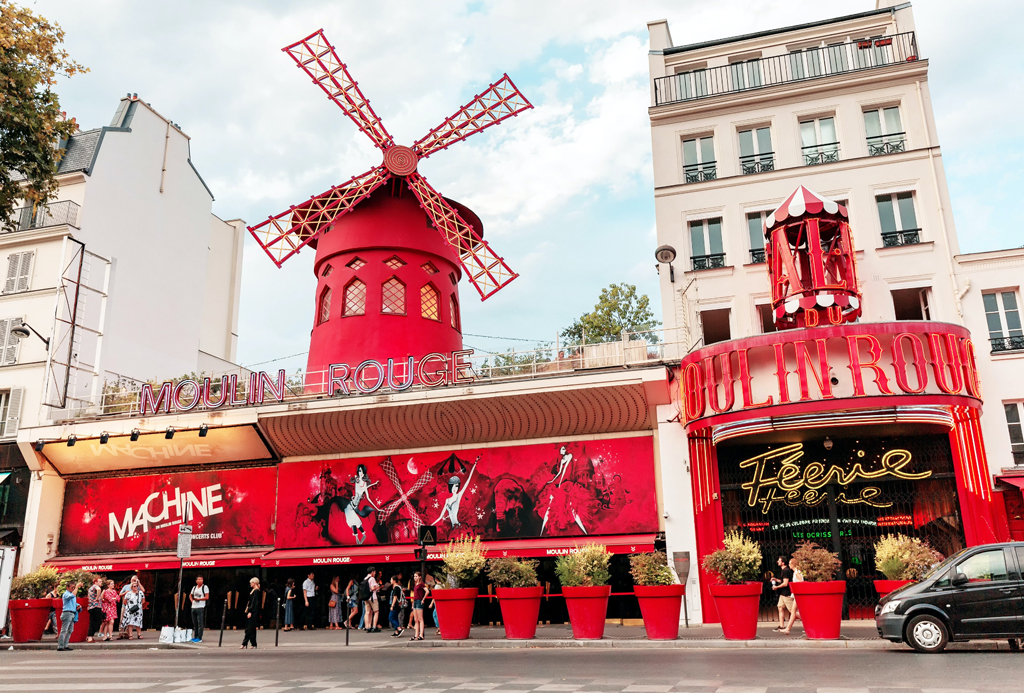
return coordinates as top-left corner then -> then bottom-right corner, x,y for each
249,30 -> 532,384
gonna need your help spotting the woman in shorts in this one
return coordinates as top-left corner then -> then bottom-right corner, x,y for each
409,571 -> 426,640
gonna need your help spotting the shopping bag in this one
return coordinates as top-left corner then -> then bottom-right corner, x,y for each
159,626 -> 174,644
173,627 -> 192,643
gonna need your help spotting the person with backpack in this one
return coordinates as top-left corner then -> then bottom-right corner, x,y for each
388,575 -> 406,637
360,566 -> 380,632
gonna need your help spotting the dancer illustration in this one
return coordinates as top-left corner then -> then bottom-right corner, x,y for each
344,464 -> 380,545
540,445 -> 589,535
433,457 -> 479,528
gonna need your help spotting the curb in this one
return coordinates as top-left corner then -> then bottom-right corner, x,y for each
392,638 -> 1016,651
4,642 -> 195,651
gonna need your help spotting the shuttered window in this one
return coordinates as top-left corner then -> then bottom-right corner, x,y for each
0,388 -> 24,439
0,319 -> 22,366
4,251 -> 33,294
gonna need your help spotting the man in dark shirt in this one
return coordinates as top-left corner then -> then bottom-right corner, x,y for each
771,556 -> 797,633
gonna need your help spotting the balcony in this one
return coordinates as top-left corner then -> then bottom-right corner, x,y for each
692,253 -> 727,271
867,133 -> 907,156
684,164 -> 717,184
991,335 -> 1024,353
740,154 -> 775,175
803,143 -> 840,166
654,32 -> 919,107
749,248 -> 766,264
881,229 -> 921,248
4,200 -> 81,233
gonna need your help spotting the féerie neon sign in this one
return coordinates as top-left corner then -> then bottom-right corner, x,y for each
739,443 -> 932,514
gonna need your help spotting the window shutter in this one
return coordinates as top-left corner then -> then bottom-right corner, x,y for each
4,254 -> 19,293
2,387 -> 23,438
15,251 -> 33,292
2,319 -> 20,366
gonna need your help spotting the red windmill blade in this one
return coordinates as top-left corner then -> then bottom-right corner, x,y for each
248,28 -> 533,299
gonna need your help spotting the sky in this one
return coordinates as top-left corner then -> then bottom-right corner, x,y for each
29,0 -> 1024,374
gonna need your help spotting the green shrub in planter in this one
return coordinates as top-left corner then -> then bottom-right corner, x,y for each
487,557 -> 539,588
874,534 -> 943,581
57,569 -> 103,596
555,544 -> 610,587
791,541 -> 841,582
436,536 -> 487,588
10,566 -> 61,599
629,551 -> 677,586
701,532 -> 763,584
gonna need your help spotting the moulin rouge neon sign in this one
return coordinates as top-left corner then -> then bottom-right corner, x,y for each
139,349 -> 474,415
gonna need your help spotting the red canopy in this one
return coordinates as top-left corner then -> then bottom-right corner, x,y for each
260,545 -> 417,568
46,549 -> 266,572
765,185 -> 848,229
997,476 -> 1024,491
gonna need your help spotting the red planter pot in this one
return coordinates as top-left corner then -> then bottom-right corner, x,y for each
53,597 -> 90,643
635,584 -> 685,640
791,581 -> 846,640
496,586 -> 543,640
433,587 -> 478,640
708,582 -> 762,640
873,579 -> 912,599
9,598 -> 52,643
563,585 -> 610,640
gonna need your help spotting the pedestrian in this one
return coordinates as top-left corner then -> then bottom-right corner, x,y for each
121,579 -> 144,640
301,571 -> 318,630
56,580 -> 82,651
44,583 -> 60,635
283,578 -> 296,631
189,575 -> 210,643
99,580 -> 119,641
118,575 -> 144,639
424,574 -> 440,635
410,571 -> 425,641
770,555 -> 797,634
328,575 -> 343,629
86,576 -> 104,643
388,575 -> 406,636
345,578 -> 359,629
360,565 -> 381,632
240,577 -> 261,649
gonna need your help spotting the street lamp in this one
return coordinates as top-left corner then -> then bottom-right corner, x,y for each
655,245 -> 677,283
10,321 -> 49,348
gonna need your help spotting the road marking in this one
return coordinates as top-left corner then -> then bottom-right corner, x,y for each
534,686 -> 583,692
0,685 -> 157,691
167,687 -> 225,693
623,686 -> 673,692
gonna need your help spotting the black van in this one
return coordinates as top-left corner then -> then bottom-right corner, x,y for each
875,541 -> 1024,653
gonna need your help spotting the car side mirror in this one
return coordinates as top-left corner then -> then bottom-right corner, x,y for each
951,572 -> 969,587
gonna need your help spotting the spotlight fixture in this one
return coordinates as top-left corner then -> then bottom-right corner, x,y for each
198,424 -> 209,437
34,440 -> 44,452
823,437 -> 834,451
99,432 -> 109,444
165,427 -> 175,440
67,435 -> 77,447
130,428 -> 140,442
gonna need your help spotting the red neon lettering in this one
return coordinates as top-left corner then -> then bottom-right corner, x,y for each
328,364 -> 351,395
804,308 -> 820,327
928,332 -> 963,395
737,348 -> 772,408
417,353 -> 448,387
794,339 -> 833,401
891,333 -> 928,394
702,353 -> 735,414
959,338 -> 982,398
845,334 -> 893,396
772,343 -> 791,404
203,376 -> 229,408
140,382 -> 172,415
255,369 -> 287,404
172,379 -> 201,411
681,361 -> 705,421
450,349 -> 475,384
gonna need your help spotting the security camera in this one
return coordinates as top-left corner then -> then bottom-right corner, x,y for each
663,512 -> 670,519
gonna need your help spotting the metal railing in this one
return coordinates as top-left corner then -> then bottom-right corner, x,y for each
740,154 -> 775,175
691,253 -> 727,271
749,248 -> 766,264
4,200 -> 81,233
802,143 -> 841,166
684,164 -> 717,184
867,133 -> 906,156
881,228 -> 921,248
654,32 -> 919,106
991,335 -> 1024,353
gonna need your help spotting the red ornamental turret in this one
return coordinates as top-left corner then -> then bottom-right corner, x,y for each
764,186 -> 861,330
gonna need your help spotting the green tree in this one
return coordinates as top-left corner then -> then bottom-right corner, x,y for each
0,1 -> 86,228
561,283 -> 660,345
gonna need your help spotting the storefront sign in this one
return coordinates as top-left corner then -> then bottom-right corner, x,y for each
677,323 -> 981,424
275,436 -> 657,550
60,467 -> 277,555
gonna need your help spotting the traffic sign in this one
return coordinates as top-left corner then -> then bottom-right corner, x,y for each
176,532 -> 192,559
418,525 -> 437,546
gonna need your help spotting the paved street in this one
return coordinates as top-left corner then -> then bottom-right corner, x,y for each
1,647 -> 1023,693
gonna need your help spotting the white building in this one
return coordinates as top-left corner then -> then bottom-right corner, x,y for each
0,94 -> 245,571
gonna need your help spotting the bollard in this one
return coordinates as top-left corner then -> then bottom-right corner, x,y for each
344,601 -> 349,647
275,597 -> 281,647
218,599 -> 228,647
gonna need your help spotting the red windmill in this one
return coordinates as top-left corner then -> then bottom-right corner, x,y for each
249,30 -> 532,383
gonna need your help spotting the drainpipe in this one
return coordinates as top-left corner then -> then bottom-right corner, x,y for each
159,121 -> 171,193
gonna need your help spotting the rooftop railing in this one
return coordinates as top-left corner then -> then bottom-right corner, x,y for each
654,32 -> 919,107
3,200 -> 81,233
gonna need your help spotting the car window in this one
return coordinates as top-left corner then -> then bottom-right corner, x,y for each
1017,547 -> 1024,577
956,549 -> 1009,583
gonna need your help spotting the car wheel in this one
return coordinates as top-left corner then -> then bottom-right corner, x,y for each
905,614 -> 948,654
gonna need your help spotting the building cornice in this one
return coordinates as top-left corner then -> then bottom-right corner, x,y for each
955,248 -> 1024,268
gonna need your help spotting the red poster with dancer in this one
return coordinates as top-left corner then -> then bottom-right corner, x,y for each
275,436 -> 656,549
60,466 -> 277,555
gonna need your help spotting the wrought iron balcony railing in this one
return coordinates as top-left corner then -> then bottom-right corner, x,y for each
740,155 -> 775,175
684,164 -> 717,184
803,143 -> 841,166
991,335 -> 1024,353
749,248 -> 766,264
692,253 -> 727,271
4,200 -> 81,233
881,229 -> 921,247
654,32 -> 919,107
867,133 -> 907,156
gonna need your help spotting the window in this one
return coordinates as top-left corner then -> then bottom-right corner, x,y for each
876,193 -> 920,247
342,279 -> 366,317
864,107 -> 905,156
420,283 -> 440,321
738,127 -> 773,174
383,255 -> 406,270
1004,403 -> 1024,465
421,262 -> 438,275
3,251 -> 33,294
825,42 -> 850,73
0,388 -> 24,439
346,257 -> 366,271
789,48 -> 823,79
448,272 -> 457,285
800,117 -> 839,166
701,308 -> 731,345
450,293 -> 460,331
321,264 -> 333,278
853,36 -> 889,69
672,68 -> 709,100
756,304 -> 777,334
317,286 -> 331,325
381,277 -> 406,314
0,319 -> 22,366
746,212 -> 766,264
729,58 -> 763,90
891,288 -> 931,321
955,550 -> 1008,583
682,136 -> 716,183
984,291 -> 1024,352
689,218 -> 724,270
